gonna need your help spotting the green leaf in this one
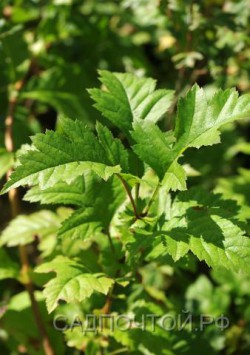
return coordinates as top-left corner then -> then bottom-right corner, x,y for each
215,168 -> 250,221
174,85 -> 250,151
88,70 -> 174,137
21,90 -> 85,119
132,120 -> 176,179
24,176 -> 87,206
58,176 -> 125,239
112,328 -> 172,355
186,275 -> 230,317
161,161 -> 187,191
35,256 -> 114,313
0,149 -> 14,179
0,210 -> 67,247
131,86 -> 250,191
21,64 -> 91,122
0,249 -> 19,280
131,120 -> 185,190
96,122 -> 129,171
1,118 -> 121,194
148,188 -> 250,273
58,207 -> 102,240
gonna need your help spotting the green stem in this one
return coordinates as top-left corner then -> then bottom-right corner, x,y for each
135,182 -> 140,205
143,183 -> 160,216
106,232 -> 116,255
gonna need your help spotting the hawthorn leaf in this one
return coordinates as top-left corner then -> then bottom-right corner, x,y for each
24,172 -> 99,207
35,256 -> 114,313
58,207 -> 102,240
88,70 -> 174,136
174,85 -> 250,152
161,161 -> 187,191
96,122 -> 129,171
214,168 -> 250,222
131,85 -> 250,192
131,120 -> 176,180
58,177 -> 125,239
1,118 -> 122,194
131,120 -> 184,190
0,209 -> 68,247
147,189 -> 250,273
118,173 -> 142,188
24,177 -> 86,206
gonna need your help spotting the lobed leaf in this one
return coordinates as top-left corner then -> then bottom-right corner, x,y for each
147,189 -> 250,273
24,177 -> 87,206
88,70 -> 174,137
174,85 -> 250,151
1,118 -> 124,193
35,256 -> 114,313
0,209 -> 68,247
58,176 -> 125,239
131,84 -> 250,191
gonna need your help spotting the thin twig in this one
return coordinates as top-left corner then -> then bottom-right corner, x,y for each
101,283 -> 115,315
4,61 -> 54,355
